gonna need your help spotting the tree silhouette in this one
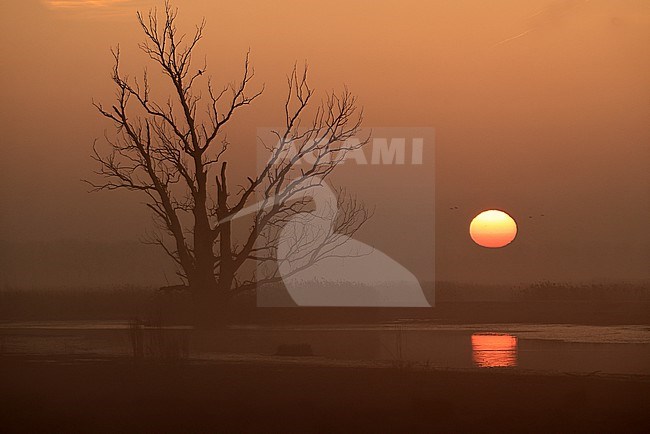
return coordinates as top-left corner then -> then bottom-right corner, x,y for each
88,2 -> 370,317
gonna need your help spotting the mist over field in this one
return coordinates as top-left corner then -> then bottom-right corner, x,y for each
1,0 -> 649,289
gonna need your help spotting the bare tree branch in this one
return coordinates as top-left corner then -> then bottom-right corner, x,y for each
87,2 -> 370,308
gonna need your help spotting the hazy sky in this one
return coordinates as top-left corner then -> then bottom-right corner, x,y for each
1,0 -> 648,285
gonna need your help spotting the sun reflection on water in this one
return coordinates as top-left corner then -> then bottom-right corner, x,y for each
471,333 -> 518,368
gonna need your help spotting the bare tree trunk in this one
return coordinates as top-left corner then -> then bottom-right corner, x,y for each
88,2 -> 370,327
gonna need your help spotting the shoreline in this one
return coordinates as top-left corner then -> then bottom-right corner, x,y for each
3,352 -> 650,381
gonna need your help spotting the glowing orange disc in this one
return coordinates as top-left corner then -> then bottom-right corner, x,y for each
469,209 -> 517,248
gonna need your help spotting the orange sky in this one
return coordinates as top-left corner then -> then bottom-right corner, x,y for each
0,0 -> 648,284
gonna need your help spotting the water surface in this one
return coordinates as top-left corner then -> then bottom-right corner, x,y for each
1,321 -> 649,375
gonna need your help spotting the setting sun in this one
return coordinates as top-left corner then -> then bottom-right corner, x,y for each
469,210 -> 517,248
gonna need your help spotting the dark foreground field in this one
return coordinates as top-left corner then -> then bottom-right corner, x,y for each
1,356 -> 649,433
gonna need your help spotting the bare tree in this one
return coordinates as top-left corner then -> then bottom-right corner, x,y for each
88,2 -> 370,316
